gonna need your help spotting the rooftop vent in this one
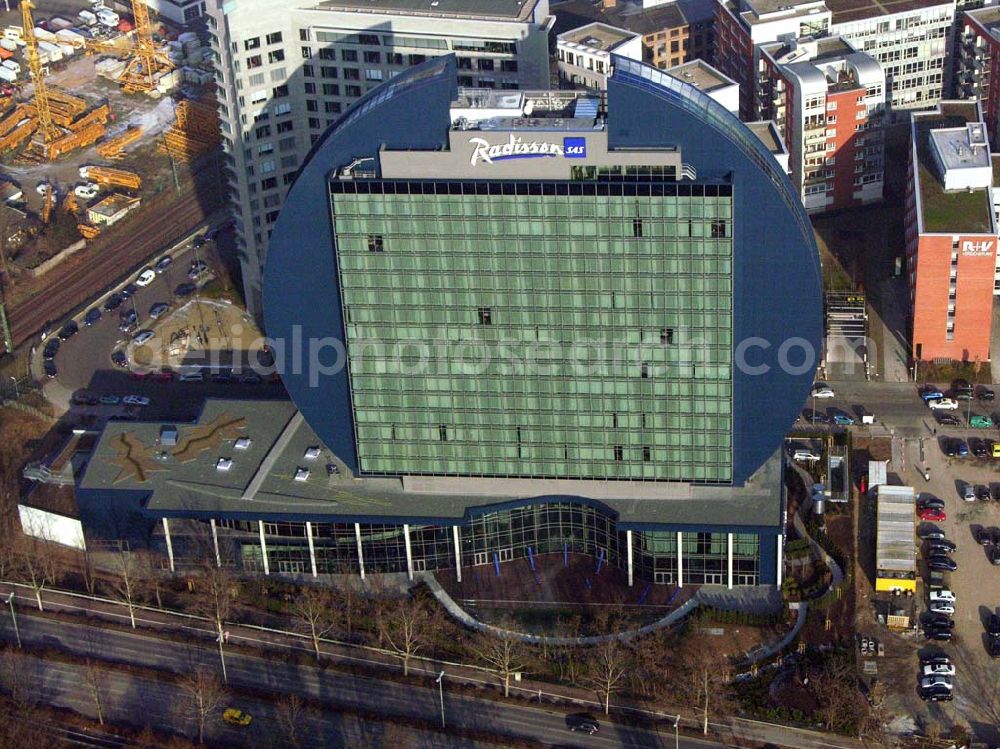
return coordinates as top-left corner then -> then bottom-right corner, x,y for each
160,426 -> 178,446
294,467 -> 310,482
235,438 -> 252,450
304,446 -> 321,460
216,457 -> 233,472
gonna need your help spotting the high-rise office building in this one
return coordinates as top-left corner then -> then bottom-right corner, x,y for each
75,56 -> 820,591
205,0 -> 553,317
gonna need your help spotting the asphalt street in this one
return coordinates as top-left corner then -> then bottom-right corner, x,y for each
0,610 -> 834,749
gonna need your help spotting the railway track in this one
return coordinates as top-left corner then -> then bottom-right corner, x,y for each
53,723 -> 132,749
8,189 -> 212,349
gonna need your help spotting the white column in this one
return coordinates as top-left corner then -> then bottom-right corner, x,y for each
258,521 -> 270,575
306,521 -> 317,578
626,530 -> 634,588
162,517 -> 175,573
355,523 -> 366,580
776,533 -> 783,587
210,518 -> 221,568
727,532 -> 734,590
403,524 -> 414,581
453,525 -> 462,583
676,531 -> 684,588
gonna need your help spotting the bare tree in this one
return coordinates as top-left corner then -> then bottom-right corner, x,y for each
472,626 -> 529,698
678,632 -> 732,735
812,654 -> 865,734
112,549 -> 147,629
191,564 -> 236,645
11,531 -> 63,611
178,668 -> 227,746
275,693 -> 308,749
83,658 -> 106,725
582,640 -> 631,715
377,595 -> 431,677
291,585 -> 338,661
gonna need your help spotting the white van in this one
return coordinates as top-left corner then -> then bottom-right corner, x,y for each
793,449 -> 820,462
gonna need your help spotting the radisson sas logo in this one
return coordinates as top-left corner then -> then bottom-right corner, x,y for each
469,135 -> 586,166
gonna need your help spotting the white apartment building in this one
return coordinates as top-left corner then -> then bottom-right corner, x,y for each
205,0 -> 554,316
556,22 -> 642,90
828,0 -> 954,117
148,0 -> 206,25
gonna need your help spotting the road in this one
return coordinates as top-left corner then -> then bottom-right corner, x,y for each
0,610 -> 858,749
7,185 -> 221,351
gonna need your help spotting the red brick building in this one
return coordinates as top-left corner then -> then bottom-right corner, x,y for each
906,101 -> 998,364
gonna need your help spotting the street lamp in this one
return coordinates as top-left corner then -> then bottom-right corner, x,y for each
7,376 -> 16,399
435,670 -> 445,728
216,630 -> 228,684
5,592 -> 20,649
673,714 -> 680,749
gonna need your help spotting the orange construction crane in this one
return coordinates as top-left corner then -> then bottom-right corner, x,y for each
0,117 -> 38,154
97,125 -> 143,159
121,0 -> 172,94
20,0 -> 58,143
42,122 -> 105,160
79,165 -> 141,191
41,187 -> 53,224
77,223 -> 100,239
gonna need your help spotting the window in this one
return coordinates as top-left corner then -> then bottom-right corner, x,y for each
323,83 -> 339,95
319,48 -> 336,60
457,57 -> 472,70
358,33 -> 379,45
279,136 -> 296,151
500,60 -> 518,73
632,218 -> 642,237
643,446 -> 651,462
303,64 -> 314,77
438,425 -> 448,442
261,177 -> 278,190
343,68 -> 360,80
299,28 -> 311,41
272,84 -> 289,98
304,82 -> 316,94
308,117 -> 322,129
268,49 -> 285,63
248,72 -> 266,86
613,446 -> 624,462
321,66 -> 338,78
363,50 -> 380,63
244,37 -> 260,50
274,102 -> 291,116
478,307 -> 492,325
266,31 -> 282,45
641,362 -> 649,378
365,69 -> 383,81
342,49 -> 358,62
387,52 -> 404,65
246,55 -> 262,69
661,327 -> 674,345
477,58 -> 494,71
276,120 -> 294,133
711,220 -> 727,238
301,46 -> 312,59
255,124 -> 271,138
346,85 -> 362,97
367,234 -> 384,252
324,101 -> 341,113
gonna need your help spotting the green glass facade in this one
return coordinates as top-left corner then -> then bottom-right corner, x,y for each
332,180 -> 734,482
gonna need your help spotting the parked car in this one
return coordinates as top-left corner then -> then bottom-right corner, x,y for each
832,413 -> 855,426
920,508 -> 947,522
239,372 -> 262,384
923,662 -> 956,676
927,538 -> 956,552
120,282 -> 139,299
133,330 -> 155,346
971,414 -> 994,429
103,293 -> 124,312
924,626 -> 953,641
58,321 -> 79,340
149,302 -> 170,319
929,398 -> 959,411
792,449 -> 821,462
567,715 -> 600,735
110,350 -> 128,368
989,637 -> 1000,658
988,547 -> 1000,566
42,339 -> 60,360
927,555 -> 958,571
149,370 -> 174,382
978,527 -> 996,546
71,392 -> 98,406
971,438 -> 988,458
43,360 -> 57,378
188,259 -> 209,279
988,613 -> 1000,637
99,394 -> 120,405
175,282 -> 196,297
919,495 -> 946,511
122,395 -> 150,406
919,527 -> 946,540
929,601 -> 955,615
920,654 -> 952,666
210,371 -> 233,384
925,613 -> 955,628
810,384 -> 835,398
222,709 -> 252,727
154,255 -> 172,273
956,440 -> 970,457
942,439 -> 958,458
136,268 -> 156,287
802,409 -> 830,425
977,485 -> 992,501
963,484 -> 976,502
921,387 -> 945,402
978,386 -> 995,402
920,686 -> 954,702
935,413 -> 960,426
929,590 -> 956,603
178,371 -> 204,382
74,182 -> 98,200
83,308 -> 102,326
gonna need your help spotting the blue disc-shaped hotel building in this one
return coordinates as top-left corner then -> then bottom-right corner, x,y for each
79,56 -> 821,589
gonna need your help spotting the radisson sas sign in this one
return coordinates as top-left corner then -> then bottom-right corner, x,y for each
469,135 -> 587,166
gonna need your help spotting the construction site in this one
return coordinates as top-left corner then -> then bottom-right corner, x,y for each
0,0 -> 222,300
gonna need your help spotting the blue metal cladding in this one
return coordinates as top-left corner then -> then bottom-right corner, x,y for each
263,58 -> 457,474
608,56 -> 823,486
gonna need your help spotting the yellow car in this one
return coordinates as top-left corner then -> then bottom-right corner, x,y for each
222,708 -> 252,727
